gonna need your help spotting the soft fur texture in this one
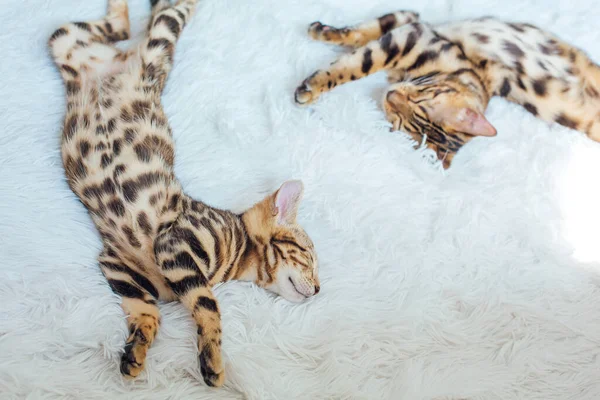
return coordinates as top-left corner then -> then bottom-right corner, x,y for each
2,0 -> 600,399
48,0 -> 319,387
295,13 -> 600,168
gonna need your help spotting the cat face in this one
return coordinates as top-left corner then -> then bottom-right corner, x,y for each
242,180 -> 320,303
383,71 -> 496,166
264,223 -> 319,303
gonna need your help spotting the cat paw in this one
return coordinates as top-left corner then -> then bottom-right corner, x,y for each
308,21 -> 332,38
199,345 -> 225,387
294,79 -> 317,105
308,21 -> 350,43
120,341 -> 146,378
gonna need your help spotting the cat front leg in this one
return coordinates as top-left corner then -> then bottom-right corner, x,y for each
295,22 -> 434,105
182,286 -> 224,388
156,239 -> 225,387
99,257 -> 161,378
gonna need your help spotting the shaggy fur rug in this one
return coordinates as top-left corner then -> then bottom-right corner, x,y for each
2,0 -> 600,398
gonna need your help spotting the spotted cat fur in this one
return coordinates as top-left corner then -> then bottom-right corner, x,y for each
295,11 -> 600,168
49,0 -> 320,387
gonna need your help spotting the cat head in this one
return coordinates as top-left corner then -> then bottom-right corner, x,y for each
241,180 -> 320,303
383,70 -> 496,167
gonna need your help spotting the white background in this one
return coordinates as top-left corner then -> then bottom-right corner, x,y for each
2,0 -> 600,398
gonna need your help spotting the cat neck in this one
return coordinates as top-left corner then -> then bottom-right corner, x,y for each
167,196 -> 265,286
230,217 -> 263,284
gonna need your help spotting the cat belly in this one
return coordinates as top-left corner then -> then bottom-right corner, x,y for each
436,19 -> 574,82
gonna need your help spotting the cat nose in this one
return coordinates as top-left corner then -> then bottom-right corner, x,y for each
314,285 -> 320,295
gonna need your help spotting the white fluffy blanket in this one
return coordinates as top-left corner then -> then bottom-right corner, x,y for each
2,0 -> 600,398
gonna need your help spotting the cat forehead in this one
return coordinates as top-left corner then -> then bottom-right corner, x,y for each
287,227 -> 314,248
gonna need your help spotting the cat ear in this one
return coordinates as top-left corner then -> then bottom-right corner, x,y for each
449,108 -> 497,137
273,180 -> 304,225
386,90 -> 407,107
429,105 -> 497,137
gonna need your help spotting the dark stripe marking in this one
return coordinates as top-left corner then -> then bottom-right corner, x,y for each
380,32 -> 399,66
402,30 -> 418,57
103,262 -> 159,299
195,296 -> 218,313
134,143 -> 151,162
74,22 -> 91,32
50,27 -> 68,41
108,198 -> 126,216
155,14 -> 181,37
500,78 -> 511,97
271,238 -> 307,252
61,64 -> 78,78
123,226 -> 142,248
66,80 -> 80,95
378,13 -> 397,34
407,50 -> 438,71
79,140 -> 91,157
361,48 -> 373,74
101,154 -> 112,168
121,172 -> 166,203
148,38 -> 173,50
532,78 -> 547,96
555,113 -> 578,129
200,219 -> 221,270
167,274 -> 207,295
503,40 -> 525,58
162,251 -> 199,271
64,156 -> 87,180
174,227 -> 210,267
107,279 -> 145,299
137,212 -> 152,235
64,115 -> 78,139
199,346 -> 217,386
124,128 -> 137,143
523,102 -> 538,115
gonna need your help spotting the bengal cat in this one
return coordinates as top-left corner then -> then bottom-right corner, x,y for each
294,11 -> 600,168
49,0 -> 320,387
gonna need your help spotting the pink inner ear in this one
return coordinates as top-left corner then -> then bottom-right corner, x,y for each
455,108 -> 497,137
275,180 -> 304,224
386,90 -> 405,106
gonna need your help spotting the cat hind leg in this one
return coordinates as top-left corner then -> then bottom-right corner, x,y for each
308,11 -> 419,47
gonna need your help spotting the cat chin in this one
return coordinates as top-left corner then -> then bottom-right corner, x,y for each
280,290 -> 308,303
264,279 -> 308,303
